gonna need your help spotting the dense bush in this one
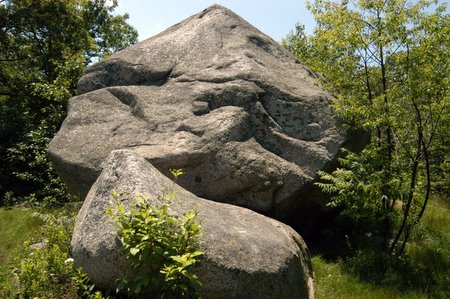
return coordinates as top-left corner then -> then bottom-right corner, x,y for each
107,170 -> 203,298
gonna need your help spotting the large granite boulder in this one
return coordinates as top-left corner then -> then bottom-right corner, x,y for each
72,149 -> 314,299
49,4 -> 346,218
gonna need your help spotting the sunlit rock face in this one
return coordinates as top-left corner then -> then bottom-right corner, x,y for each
49,4 -> 346,219
70,149 -> 315,298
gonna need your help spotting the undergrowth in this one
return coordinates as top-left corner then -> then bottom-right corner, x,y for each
0,204 -> 104,298
311,193 -> 449,298
0,169 -> 203,299
0,192 -> 447,298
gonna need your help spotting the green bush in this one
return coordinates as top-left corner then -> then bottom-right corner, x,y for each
107,170 -> 203,298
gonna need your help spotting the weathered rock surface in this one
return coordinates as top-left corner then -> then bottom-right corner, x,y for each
49,4 -> 346,218
72,149 -> 314,299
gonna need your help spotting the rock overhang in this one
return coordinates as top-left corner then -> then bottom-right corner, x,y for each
49,4 -> 347,219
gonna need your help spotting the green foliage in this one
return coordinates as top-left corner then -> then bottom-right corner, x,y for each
107,170 -> 203,298
286,0 -> 449,255
0,0 -> 138,206
316,147 -> 403,237
0,207 -> 106,298
74,269 -> 109,299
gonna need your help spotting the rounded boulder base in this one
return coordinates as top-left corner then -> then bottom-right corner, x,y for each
71,150 -> 315,299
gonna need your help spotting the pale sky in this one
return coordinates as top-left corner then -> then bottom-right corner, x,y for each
115,0 -> 316,43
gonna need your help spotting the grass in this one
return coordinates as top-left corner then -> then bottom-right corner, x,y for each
0,206 -> 41,264
311,194 -> 450,299
0,203 -> 86,298
0,203 -> 83,265
312,256 -> 427,299
0,206 -> 42,296
0,195 -> 448,298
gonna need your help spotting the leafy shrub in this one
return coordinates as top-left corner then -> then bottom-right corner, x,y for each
107,169 -> 203,298
315,148 -> 395,247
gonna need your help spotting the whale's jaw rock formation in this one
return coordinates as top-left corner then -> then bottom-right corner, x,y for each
71,150 -> 315,299
49,4 -> 346,218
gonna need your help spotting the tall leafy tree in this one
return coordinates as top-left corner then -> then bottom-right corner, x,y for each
0,0 -> 138,205
284,0 -> 449,255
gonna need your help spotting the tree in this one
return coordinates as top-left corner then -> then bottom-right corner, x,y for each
284,0 -> 449,255
0,0 -> 138,205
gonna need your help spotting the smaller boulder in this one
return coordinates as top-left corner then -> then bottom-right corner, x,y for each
71,150 -> 314,299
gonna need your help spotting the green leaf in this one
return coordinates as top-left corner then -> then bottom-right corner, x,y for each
130,248 -> 139,256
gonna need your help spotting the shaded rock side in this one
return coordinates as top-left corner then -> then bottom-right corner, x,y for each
49,4 -> 346,218
71,149 -> 314,299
